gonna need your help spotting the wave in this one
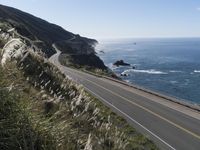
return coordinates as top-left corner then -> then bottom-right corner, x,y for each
124,79 -> 131,83
107,63 -> 121,70
122,69 -> 167,75
170,80 -> 178,84
194,70 -> 200,73
169,70 -> 183,73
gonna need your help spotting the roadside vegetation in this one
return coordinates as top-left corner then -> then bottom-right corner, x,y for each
0,38 -> 158,149
59,53 -> 119,79
0,38 -> 6,48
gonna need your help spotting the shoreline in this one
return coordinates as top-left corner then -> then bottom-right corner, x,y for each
83,69 -> 200,112
104,75 -> 200,112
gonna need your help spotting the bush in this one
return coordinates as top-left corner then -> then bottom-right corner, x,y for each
0,89 -> 55,150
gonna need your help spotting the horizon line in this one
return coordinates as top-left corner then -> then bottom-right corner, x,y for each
94,36 -> 200,40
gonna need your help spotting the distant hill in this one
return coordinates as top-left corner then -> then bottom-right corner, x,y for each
0,4 -> 104,70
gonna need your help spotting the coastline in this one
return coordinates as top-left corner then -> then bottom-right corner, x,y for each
104,75 -> 200,111
83,69 -> 200,113
97,38 -> 200,106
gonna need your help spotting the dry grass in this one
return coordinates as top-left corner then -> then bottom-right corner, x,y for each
0,50 -> 158,150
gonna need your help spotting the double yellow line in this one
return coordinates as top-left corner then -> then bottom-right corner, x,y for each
71,68 -> 200,141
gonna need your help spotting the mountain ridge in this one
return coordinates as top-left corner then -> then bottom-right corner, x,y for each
0,4 -> 107,70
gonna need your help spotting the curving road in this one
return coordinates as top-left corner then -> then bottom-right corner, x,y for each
49,45 -> 200,150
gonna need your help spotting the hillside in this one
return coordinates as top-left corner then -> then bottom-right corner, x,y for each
0,4 -> 106,70
0,22 -> 157,150
0,4 -> 158,150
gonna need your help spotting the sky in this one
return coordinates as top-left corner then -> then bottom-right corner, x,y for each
0,0 -> 200,39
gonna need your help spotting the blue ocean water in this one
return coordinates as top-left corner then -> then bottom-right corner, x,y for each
97,38 -> 200,104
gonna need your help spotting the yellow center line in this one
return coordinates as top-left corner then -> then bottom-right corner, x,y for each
70,69 -> 200,140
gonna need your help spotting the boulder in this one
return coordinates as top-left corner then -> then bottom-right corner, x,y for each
113,60 -> 130,67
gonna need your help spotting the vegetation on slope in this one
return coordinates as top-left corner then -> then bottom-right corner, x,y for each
0,6 -> 158,149
59,53 -> 118,78
0,64 -> 55,150
0,46 -> 158,150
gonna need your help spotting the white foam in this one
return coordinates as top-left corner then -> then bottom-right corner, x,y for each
169,70 -> 183,73
107,63 -> 124,70
122,69 -> 167,75
170,81 -> 178,84
194,70 -> 200,73
124,80 -> 131,83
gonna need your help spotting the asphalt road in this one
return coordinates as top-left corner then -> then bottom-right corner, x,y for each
49,47 -> 200,150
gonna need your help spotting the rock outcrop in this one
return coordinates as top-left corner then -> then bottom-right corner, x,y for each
113,60 -> 130,67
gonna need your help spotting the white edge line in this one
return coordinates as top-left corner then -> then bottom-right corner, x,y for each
50,55 -> 176,150
85,87 -> 176,150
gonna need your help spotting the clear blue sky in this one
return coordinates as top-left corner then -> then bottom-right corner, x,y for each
1,0 -> 200,39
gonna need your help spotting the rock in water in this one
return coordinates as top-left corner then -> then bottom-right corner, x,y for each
113,60 -> 130,67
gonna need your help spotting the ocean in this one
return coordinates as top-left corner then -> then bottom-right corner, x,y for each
97,38 -> 200,104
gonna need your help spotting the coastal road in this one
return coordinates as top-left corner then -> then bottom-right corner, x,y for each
49,47 -> 200,150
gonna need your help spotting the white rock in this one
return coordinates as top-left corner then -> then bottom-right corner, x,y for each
1,38 -> 25,66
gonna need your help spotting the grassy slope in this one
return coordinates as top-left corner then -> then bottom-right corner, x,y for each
0,47 -> 158,150
59,54 -> 119,79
